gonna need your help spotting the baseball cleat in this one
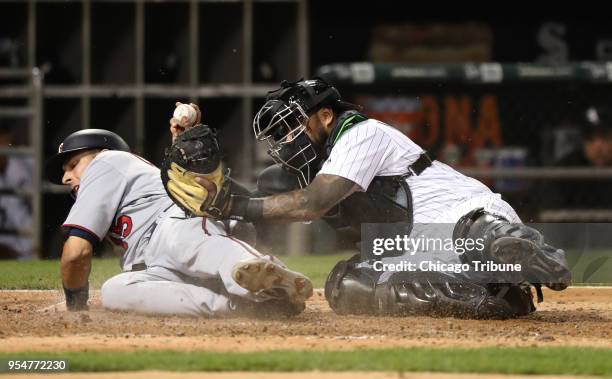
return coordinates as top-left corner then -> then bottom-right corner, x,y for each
232,258 -> 313,304
490,236 -> 572,290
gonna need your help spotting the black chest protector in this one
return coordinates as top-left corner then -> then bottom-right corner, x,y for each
319,111 -> 428,243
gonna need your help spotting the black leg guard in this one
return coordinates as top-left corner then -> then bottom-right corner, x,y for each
324,254 -> 382,315
374,272 -> 535,319
324,255 -> 535,319
454,208 -> 572,291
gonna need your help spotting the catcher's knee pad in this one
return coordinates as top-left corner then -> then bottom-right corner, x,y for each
253,164 -> 300,197
453,208 -> 509,265
454,208 -> 571,288
490,234 -> 571,287
324,254 -> 382,315
375,271 -> 533,319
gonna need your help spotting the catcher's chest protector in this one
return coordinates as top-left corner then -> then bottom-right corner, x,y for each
320,112 -> 414,240
322,176 -> 413,238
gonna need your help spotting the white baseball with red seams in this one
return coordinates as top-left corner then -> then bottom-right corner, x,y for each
173,104 -> 197,127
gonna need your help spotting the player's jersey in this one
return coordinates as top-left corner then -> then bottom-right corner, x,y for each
62,151 -> 174,270
317,118 -> 508,224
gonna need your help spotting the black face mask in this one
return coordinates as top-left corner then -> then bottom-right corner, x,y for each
254,98 -> 322,187
273,132 -> 320,187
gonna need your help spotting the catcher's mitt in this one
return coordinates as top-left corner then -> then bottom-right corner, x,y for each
161,124 -> 232,218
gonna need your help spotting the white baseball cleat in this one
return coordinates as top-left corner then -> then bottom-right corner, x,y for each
232,258 -> 313,304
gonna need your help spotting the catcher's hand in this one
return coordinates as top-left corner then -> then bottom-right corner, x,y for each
161,124 -> 232,218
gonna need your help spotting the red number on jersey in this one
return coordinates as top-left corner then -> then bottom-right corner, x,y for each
109,215 -> 133,250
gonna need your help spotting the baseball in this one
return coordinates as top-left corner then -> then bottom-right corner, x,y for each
173,104 -> 197,128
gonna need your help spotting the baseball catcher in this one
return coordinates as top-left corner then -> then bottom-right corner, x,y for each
162,79 -> 571,319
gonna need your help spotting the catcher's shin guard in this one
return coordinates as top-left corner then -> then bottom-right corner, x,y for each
374,271 -> 535,319
324,255 -> 534,319
324,254 -> 382,314
453,208 -> 571,290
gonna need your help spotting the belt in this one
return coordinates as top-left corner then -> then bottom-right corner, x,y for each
402,151 -> 433,178
131,263 -> 147,272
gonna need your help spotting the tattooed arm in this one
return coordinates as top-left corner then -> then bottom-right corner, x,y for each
195,173 -> 359,223
260,174 -> 359,222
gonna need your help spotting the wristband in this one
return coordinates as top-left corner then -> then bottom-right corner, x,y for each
63,283 -> 89,311
229,195 -> 264,222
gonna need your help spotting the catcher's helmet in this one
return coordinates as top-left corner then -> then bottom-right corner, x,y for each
253,78 -> 358,187
45,129 -> 130,184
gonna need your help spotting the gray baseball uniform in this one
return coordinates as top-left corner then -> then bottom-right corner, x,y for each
63,150 -> 276,316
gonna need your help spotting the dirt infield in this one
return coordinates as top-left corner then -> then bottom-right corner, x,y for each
0,287 -> 611,353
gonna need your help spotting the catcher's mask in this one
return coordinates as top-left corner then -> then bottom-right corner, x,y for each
253,78 -> 357,187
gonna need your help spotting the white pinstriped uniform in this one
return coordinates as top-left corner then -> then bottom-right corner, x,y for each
317,119 -> 522,276
317,119 -> 521,226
